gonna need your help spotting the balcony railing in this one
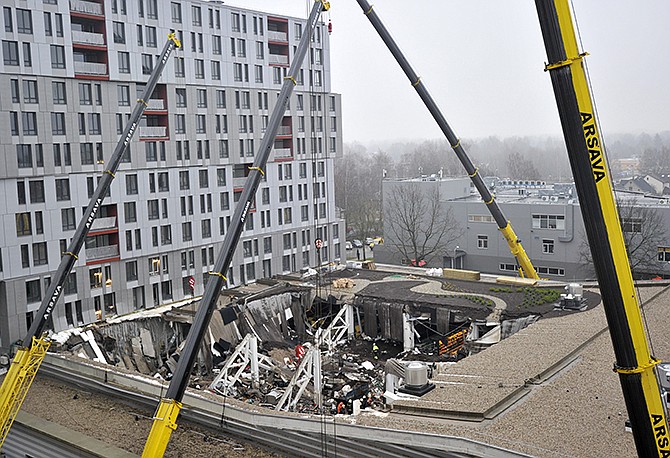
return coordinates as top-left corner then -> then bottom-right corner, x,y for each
90,216 -> 117,232
139,126 -> 167,138
277,126 -> 292,136
269,54 -> 289,65
273,148 -> 292,159
147,99 -> 165,110
72,30 -> 105,46
86,245 -> 119,261
70,0 -> 103,16
74,61 -> 107,75
268,31 -> 288,42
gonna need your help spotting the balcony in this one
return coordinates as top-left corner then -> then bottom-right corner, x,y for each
86,245 -> 119,261
268,31 -> 288,42
72,30 -> 105,46
147,99 -> 165,110
273,148 -> 292,160
90,216 -> 117,232
269,54 -> 289,66
74,61 -> 107,75
139,126 -> 167,138
70,0 -> 103,16
277,125 -> 292,136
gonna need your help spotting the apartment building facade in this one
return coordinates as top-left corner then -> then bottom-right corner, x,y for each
378,177 -> 670,281
0,0 -> 344,350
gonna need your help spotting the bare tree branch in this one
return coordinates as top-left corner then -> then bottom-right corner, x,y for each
385,183 -> 462,265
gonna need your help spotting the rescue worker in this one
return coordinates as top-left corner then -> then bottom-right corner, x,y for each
372,341 -> 380,360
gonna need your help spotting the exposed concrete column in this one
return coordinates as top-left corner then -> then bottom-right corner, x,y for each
346,303 -> 355,339
403,312 -> 414,353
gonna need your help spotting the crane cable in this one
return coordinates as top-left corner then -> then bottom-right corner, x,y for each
570,0 -> 658,357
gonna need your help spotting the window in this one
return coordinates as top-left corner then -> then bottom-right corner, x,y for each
196,89 -> 207,108
468,214 -> 495,223
149,257 -> 161,276
89,113 -> 101,135
192,5 -> 202,26
17,144 -> 32,168
179,171 -> 190,190
621,218 -> 643,234
199,170 -> 209,188
171,2 -> 182,23
217,168 -> 226,187
126,174 -> 138,195
234,63 -> 243,82
141,53 -> 153,74
51,113 -> 66,135
146,26 -> 157,47
53,81 -> 67,104
161,225 -> 172,245
22,80 -> 38,104
55,13 -> 63,37
146,0 -> 158,19
175,114 -> 186,134
475,235 -> 488,249
118,85 -> 130,106
217,90 -> 226,108
44,12 -> 52,36
201,219 -> 211,238
16,9 -> 32,34
80,143 -> 94,165
21,112 -> 37,136
658,247 -> 670,262
16,212 -> 31,236
3,7 -> 12,32
148,199 -> 159,220
211,61 -> 221,80
542,239 -> 555,254
212,35 -> 221,55
124,202 -> 136,223
24,181 -> 41,205
26,279 -> 41,303
532,214 -> 565,230
54,179 -> 70,201
174,56 -> 185,77
3,40 -> 19,65
194,59 -> 205,79
32,242 -> 48,266
126,261 -> 138,282
113,22 -> 125,43
182,222 -> 192,242
10,112 -> 19,136
196,115 -> 206,134
175,88 -> 186,107
50,45 -> 65,69
536,266 -> 565,276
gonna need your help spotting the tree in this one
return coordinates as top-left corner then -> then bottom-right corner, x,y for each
579,197 -> 665,278
505,151 -> 540,180
384,182 -> 462,266
639,146 -> 670,176
334,146 -> 384,246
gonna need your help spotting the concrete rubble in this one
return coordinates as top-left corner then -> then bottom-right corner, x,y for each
47,268 -> 598,419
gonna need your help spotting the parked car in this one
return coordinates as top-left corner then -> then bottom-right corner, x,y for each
345,241 -> 353,250
352,239 -> 363,248
365,237 -> 375,246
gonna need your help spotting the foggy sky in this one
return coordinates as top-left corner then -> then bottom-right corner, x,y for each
224,1 -> 670,144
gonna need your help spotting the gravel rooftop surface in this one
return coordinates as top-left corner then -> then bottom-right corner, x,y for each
17,376 -> 284,458
356,285 -> 670,458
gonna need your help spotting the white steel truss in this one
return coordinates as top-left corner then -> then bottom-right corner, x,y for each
274,344 -> 322,411
209,334 -> 276,396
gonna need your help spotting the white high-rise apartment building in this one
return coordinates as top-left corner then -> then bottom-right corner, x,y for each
0,0 -> 344,350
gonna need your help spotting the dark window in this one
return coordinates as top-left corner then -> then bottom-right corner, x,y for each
2,40 -> 18,65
